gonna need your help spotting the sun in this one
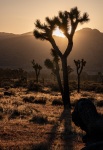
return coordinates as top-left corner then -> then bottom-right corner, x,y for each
53,27 -> 65,38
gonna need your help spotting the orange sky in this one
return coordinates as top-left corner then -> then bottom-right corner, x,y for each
0,0 -> 103,34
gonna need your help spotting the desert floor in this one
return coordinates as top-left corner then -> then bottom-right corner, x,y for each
0,87 -> 103,150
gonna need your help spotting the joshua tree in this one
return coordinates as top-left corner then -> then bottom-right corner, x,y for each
32,59 -> 42,83
74,59 -> 86,93
44,49 -> 63,95
34,7 -> 89,109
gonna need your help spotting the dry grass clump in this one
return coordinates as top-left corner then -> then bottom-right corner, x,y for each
0,106 -> 3,113
0,93 -> 3,98
23,96 -> 46,105
96,100 -> 103,107
18,105 -> 34,117
71,100 -> 78,107
52,99 -> 63,106
12,100 -> 23,107
0,106 -> 3,120
30,142 -> 48,150
0,114 -> 3,120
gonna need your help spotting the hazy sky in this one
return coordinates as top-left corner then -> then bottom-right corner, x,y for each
0,0 -> 103,34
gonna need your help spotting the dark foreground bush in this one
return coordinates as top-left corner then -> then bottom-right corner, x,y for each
72,98 -> 103,149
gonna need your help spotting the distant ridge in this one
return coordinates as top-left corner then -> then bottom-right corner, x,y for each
0,32 -> 19,40
0,28 -> 103,73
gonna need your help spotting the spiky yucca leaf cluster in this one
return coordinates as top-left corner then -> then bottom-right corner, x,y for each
34,7 -> 89,40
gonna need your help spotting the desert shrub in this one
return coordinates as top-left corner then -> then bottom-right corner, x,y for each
96,100 -> 103,107
95,85 -> 103,93
23,96 -> 35,103
81,82 -> 96,91
41,87 -> 51,93
34,98 -> 46,105
0,107 -> 3,120
31,142 -> 48,150
30,114 -> 48,124
52,99 -> 63,106
50,84 -> 59,92
0,107 -> 3,113
69,81 -> 77,91
4,86 -> 11,90
14,80 -> 22,87
81,81 -> 103,93
14,79 -> 27,88
18,106 -> 33,118
27,80 -> 42,91
0,94 -> 3,98
71,100 -> 78,107
0,115 -> 3,120
0,79 -> 13,88
12,101 -> 23,107
4,91 -> 15,96
9,109 -> 20,119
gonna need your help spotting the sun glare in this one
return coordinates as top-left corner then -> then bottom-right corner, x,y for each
53,27 -> 65,38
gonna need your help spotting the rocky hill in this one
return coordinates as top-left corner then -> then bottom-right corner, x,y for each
0,28 -> 103,74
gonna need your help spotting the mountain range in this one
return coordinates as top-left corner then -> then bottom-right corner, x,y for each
0,28 -> 103,74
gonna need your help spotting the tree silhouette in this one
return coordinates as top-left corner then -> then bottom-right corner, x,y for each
74,59 -> 86,93
32,59 -> 42,83
34,7 -> 89,109
44,49 -> 63,96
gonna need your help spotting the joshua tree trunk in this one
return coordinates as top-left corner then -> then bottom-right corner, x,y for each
35,70 -> 38,83
36,74 -> 38,83
55,64 -> 63,98
78,74 -> 80,93
61,57 -> 71,109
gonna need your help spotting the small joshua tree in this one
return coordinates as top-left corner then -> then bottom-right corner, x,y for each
74,59 -> 86,93
32,59 -> 42,83
44,49 -> 63,95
